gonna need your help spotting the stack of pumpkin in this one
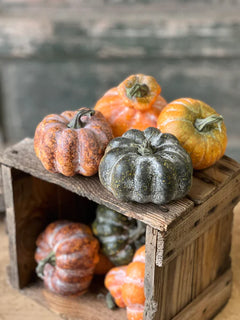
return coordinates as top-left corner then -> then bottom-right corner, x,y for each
33,74 -> 227,320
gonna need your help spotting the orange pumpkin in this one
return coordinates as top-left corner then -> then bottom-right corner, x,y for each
104,265 -> 127,308
105,245 -> 146,320
34,108 -> 113,176
157,98 -> 227,170
94,74 -> 167,137
94,252 -> 115,275
122,246 -> 145,320
35,220 -> 99,296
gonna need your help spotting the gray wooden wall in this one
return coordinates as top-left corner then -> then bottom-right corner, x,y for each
0,0 -> 239,161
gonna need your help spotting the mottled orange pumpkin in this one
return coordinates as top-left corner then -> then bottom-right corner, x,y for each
35,221 -> 99,296
105,245 -> 146,319
104,265 -> 127,308
34,108 -> 113,176
122,246 -> 146,320
94,74 -> 167,137
157,98 -> 227,170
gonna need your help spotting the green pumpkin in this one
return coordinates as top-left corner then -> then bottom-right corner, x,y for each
99,127 -> 193,204
92,205 -> 145,265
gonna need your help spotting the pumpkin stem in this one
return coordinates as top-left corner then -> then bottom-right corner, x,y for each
126,83 -> 149,99
67,108 -> 95,129
194,115 -> 223,132
36,251 -> 56,280
138,139 -> 155,156
106,292 -> 118,310
129,220 -> 146,243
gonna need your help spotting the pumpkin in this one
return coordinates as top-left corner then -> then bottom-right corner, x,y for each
157,98 -> 227,170
34,107 -> 113,176
104,265 -> 127,308
94,74 -> 167,137
99,127 -> 193,204
105,245 -> 146,320
35,220 -> 99,296
92,205 -> 145,266
122,245 -> 146,320
94,251 -> 115,275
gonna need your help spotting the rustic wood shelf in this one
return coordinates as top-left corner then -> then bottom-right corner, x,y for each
1,138 -> 240,320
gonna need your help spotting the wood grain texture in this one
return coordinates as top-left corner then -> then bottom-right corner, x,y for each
0,166 -> 4,212
0,2 -> 240,59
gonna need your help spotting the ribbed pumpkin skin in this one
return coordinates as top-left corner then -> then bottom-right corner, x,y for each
34,108 -> 113,176
104,245 -> 146,317
92,205 -> 145,266
123,246 -> 146,320
94,74 -> 167,137
157,98 -> 227,170
35,221 -> 99,296
99,127 -> 193,204
104,266 -> 127,308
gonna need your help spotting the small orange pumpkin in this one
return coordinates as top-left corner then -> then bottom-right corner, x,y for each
94,74 -> 167,137
34,108 -> 113,176
122,246 -> 146,320
104,265 -> 127,308
157,98 -> 227,170
105,245 -> 146,320
35,221 -> 99,296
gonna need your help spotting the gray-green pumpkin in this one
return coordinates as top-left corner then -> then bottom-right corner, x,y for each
99,127 -> 193,204
92,205 -> 145,266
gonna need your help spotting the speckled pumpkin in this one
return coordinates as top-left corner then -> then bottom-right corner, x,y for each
94,74 -> 167,137
92,205 -> 145,266
104,265 -> 127,308
105,245 -> 146,320
35,221 -> 99,296
99,127 -> 193,204
34,108 -> 113,176
157,98 -> 227,170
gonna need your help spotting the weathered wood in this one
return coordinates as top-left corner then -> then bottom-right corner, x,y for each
1,166 -> 19,288
0,166 -> 5,212
159,172 -> 240,266
0,3 -> 240,59
172,269 -> 232,320
18,276 -> 126,320
144,210 -> 234,320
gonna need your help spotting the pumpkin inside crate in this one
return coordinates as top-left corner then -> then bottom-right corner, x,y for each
1,138 -> 240,320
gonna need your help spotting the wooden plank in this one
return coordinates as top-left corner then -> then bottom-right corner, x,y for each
191,213 -> 233,299
1,165 -> 19,288
0,138 -> 194,232
0,166 -> 5,212
20,276 -> 126,320
144,226 -> 195,320
0,3 -> 240,59
188,156 -> 240,204
172,269 -> 232,320
160,172 -> 240,266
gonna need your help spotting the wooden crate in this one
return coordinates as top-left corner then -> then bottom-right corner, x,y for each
0,138 -> 240,320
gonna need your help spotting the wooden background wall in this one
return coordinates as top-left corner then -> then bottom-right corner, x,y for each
0,0 -> 239,162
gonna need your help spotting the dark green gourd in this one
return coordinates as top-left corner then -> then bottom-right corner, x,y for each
99,127 -> 193,204
92,205 -> 145,265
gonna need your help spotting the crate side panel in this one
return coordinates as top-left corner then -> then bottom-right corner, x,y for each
191,211 -> 233,299
144,227 -> 195,320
